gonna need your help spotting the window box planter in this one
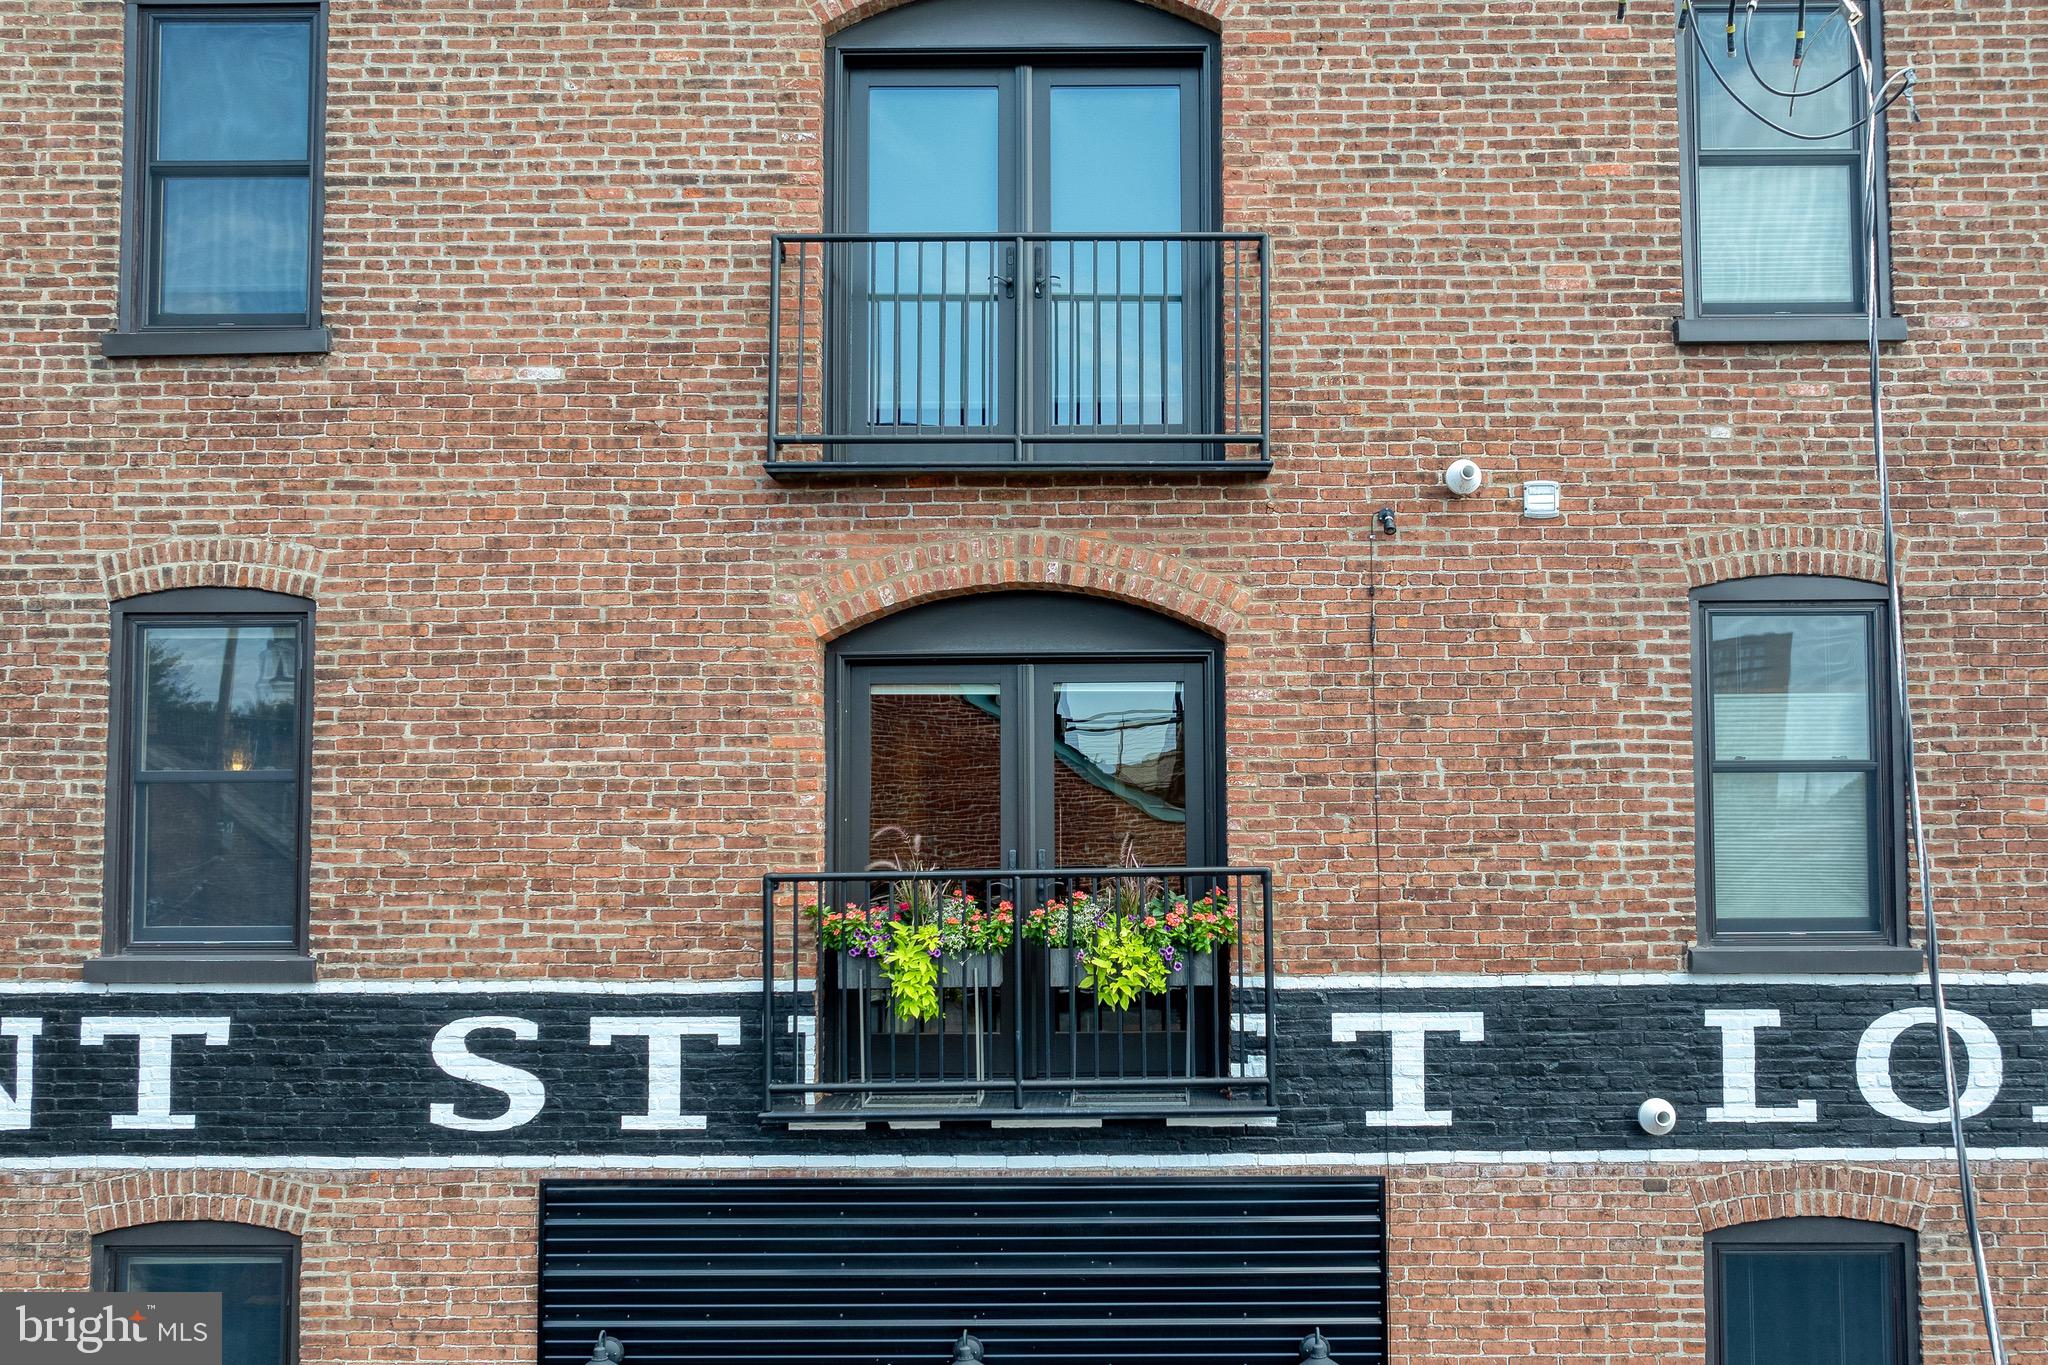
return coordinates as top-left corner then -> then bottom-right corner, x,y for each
840,951 -> 1006,992
1046,947 -> 1215,990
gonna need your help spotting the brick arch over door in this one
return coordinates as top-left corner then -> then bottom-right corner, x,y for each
788,534 -> 1254,643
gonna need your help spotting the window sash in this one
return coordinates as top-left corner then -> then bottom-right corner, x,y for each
1696,596 -> 1897,944
129,4 -> 322,332
112,605 -> 312,955
1681,1 -> 1887,320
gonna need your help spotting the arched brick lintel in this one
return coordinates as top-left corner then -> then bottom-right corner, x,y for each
1683,524 -> 1888,589
82,1172 -> 320,1239
788,534 -> 1254,642
101,538 -> 327,603
812,0 -> 1228,37
1689,1165 -> 1936,1233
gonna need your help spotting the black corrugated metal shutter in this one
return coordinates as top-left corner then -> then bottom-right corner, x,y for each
539,1177 -> 1385,1365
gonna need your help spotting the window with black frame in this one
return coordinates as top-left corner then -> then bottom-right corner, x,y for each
95,589 -> 314,982
97,1222 -> 298,1365
1676,2 -> 1905,343
1708,1219 -> 1916,1365
1690,576 -> 1917,972
764,0 -> 1271,474
103,1 -> 329,357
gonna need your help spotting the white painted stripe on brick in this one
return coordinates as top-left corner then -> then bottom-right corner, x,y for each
2,969 -> 2044,996
0,1146 -> 2041,1173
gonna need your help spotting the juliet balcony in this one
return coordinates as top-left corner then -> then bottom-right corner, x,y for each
760,866 -> 1277,1127
764,233 -> 1271,477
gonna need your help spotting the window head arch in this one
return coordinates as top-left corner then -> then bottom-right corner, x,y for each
829,591 -> 1222,871
97,587 -> 315,982
1707,1217 -> 1917,1365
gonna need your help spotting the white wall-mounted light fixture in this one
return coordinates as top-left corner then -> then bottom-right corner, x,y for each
1521,479 -> 1562,519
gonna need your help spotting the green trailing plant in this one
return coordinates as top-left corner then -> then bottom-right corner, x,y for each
880,920 -> 942,1023
1078,915 -> 1169,1009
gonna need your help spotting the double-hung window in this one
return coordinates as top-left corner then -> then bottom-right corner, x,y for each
1677,2 -> 1905,343
1708,1219 -> 1917,1365
1690,577 -> 1917,972
97,1222 -> 299,1365
104,1 -> 329,357
94,589 -> 315,982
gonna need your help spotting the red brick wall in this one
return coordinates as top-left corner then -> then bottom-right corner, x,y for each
1,1162 -> 2042,1362
3,0 -> 2045,1360
2,0 -> 2043,979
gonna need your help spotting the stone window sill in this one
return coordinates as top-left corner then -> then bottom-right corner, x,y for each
1674,315 -> 1909,346
83,954 -> 319,985
101,327 -> 332,359
1687,943 -> 1925,976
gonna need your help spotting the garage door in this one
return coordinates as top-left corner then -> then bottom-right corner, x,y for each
539,1177 -> 1386,1364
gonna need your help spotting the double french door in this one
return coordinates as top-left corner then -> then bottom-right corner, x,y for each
838,61 -> 1208,459
834,656 -> 1217,1083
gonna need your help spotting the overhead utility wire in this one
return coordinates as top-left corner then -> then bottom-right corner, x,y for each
1628,3 -> 2005,1360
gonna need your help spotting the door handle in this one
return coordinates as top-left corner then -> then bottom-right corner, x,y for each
1032,247 -> 1061,298
991,247 -> 1017,299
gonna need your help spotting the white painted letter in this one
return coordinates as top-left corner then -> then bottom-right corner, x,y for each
0,1018 -> 42,1131
430,1016 -> 545,1133
1856,1007 -> 2002,1124
2034,1010 -> 2048,1125
589,1016 -> 742,1132
1331,1011 -> 1485,1128
79,1016 -> 230,1131
1704,1008 -> 1816,1124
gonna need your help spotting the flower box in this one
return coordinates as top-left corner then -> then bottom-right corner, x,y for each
1046,947 -> 1214,990
840,950 -> 1004,991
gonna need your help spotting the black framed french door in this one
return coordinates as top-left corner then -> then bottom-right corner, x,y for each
1026,65 -> 1206,461
839,68 -> 1020,460
840,659 -> 1209,873
834,60 -> 1211,461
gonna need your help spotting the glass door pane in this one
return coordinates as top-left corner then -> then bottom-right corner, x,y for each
865,681 -> 1007,871
849,74 -> 1015,445
1035,72 -> 1198,441
1031,662 -> 1206,869
1050,680 -> 1189,868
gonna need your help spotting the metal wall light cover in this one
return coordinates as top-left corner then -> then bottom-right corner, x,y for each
1521,479 -> 1562,519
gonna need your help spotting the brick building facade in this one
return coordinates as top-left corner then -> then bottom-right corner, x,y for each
2,0 -> 2045,1360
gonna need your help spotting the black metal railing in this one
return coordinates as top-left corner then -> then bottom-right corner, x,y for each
761,866 -> 1276,1121
766,232 -> 1270,473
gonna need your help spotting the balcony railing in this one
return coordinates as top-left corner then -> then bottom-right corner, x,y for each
760,866 -> 1277,1124
766,233 -> 1270,476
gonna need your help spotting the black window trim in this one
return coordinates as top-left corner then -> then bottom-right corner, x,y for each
1706,1217 -> 1919,1365
1687,575 -> 1920,975
797,0 -> 1237,474
95,1220 -> 301,1365
102,0 -> 332,359
1673,0 -> 1908,345
90,587 -> 317,985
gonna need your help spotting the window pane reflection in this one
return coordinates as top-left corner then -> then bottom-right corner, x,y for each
868,684 -> 1004,870
156,19 -> 313,162
159,177 -> 310,317
141,624 -> 302,772
1053,681 -> 1186,867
